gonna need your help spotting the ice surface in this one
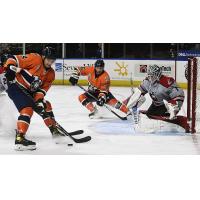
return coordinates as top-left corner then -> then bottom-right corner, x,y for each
0,86 -> 200,155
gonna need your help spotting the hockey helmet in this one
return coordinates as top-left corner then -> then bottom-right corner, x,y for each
42,47 -> 56,60
94,59 -> 105,68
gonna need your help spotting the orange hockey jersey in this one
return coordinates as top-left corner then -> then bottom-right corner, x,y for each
4,53 -> 55,101
78,66 -> 110,94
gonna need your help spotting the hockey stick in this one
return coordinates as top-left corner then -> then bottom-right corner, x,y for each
55,122 -> 91,143
139,110 -> 189,132
15,82 -> 91,143
77,84 -> 127,120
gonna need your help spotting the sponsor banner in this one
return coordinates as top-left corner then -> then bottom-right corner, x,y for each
134,60 -> 175,79
53,59 -> 176,83
52,59 -> 63,80
178,50 -> 200,57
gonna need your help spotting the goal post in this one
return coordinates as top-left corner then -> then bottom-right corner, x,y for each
187,57 -> 200,133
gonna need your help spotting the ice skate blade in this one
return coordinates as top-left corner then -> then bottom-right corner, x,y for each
14,144 -> 36,151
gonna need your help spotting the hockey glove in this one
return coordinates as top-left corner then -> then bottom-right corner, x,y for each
97,95 -> 106,107
5,65 -> 21,81
19,70 -> 42,92
34,99 -> 46,115
30,76 -> 42,92
69,70 -> 79,86
164,99 -> 180,120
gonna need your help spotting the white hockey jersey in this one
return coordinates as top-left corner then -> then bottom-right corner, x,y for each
138,75 -> 184,106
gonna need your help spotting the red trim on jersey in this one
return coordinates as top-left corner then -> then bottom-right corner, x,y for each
0,66 -> 5,74
159,75 -> 175,88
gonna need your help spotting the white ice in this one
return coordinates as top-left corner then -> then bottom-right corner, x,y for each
0,86 -> 200,155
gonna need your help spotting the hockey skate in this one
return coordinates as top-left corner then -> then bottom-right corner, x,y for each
49,126 -> 72,144
88,106 -> 99,119
15,132 -> 36,151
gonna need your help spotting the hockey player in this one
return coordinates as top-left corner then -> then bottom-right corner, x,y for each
126,64 -> 189,131
3,47 -> 64,151
69,59 -> 129,118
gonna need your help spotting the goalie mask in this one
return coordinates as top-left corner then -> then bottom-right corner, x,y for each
147,65 -> 162,83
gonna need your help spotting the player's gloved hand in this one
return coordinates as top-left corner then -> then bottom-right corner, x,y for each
97,95 -> 106,107
30,76 -> 42,92
69,70 -> 79,86
34,99 -> 46,115
5,65 -> 21,81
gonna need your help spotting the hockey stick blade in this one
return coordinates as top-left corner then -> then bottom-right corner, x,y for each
109,108 -> 127,120
67,130 -> 84,136
73,136 -> 92,143
56,122 -> 91,143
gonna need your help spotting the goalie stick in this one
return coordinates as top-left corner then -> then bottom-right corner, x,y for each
139,110 -> 189,132
15,82 -> 91,143
77,84 -> 127,120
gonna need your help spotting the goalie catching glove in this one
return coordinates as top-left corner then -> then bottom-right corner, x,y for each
69,68 -> 79,86
163,99 -> 181,120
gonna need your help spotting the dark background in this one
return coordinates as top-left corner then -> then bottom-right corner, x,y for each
0,43 -> 199,59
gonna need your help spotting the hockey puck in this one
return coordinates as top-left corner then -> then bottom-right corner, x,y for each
68,144 -> 73,146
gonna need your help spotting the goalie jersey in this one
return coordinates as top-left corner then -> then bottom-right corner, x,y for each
138,75 -> 185,106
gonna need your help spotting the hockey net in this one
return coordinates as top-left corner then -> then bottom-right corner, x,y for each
187,57 -> 200,133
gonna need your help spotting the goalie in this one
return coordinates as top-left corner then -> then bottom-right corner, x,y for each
125,64 -> 189,132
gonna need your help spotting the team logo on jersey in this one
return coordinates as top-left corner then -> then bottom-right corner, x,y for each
114,62 -> 128,76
